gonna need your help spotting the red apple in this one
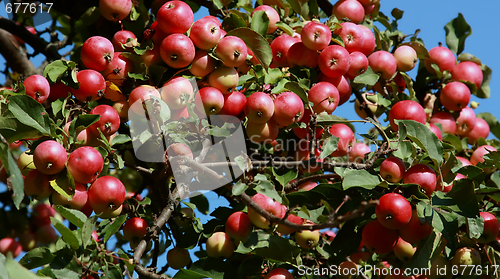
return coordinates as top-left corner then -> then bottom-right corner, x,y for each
393,45 -> 418,72
196,87 -> 225,115
328,124 -> 355,157
429,123 -> 443,140
429,112 -> 456,134
67,146 -> 104,184
376,193 -> 412,229
270,34 -> 300,67
123,217 -> 148,248
318,45 -> 351,78
157,0 -> 193,34
393,237 -> 416,261
379,157 -> 406,183
33,140 -> 67,175
292,109 -> 324,139
112,30 -> 137,51
161,76 -> 194,109
51,183 -> 88,210
403,164 -> 437,195
160,34 -> 195,69
190,18 -> 221,50
23,74 -> 50,104
128,85 -> 161,114
368,50 -> 397,80
475,212 -> 499,243
348,142 -> 371,163
440,81 -> 471,111
388,100 -> 426,132
425,46 -> 456,74
88,104 -> 121,137
208,66 -> 239,94
465,117 -> 490,144
246,120 -> 279,144
99,0 -> 132,21
264,268 -> 293,279
272,92 -> 304,127
470,145 -> 497,166
359,25 -> 376,56
215,36 -> 248,67
301,21 -> 332,50
362,219 -> 399,254
88,176 -> 126,216
24,170 -> 52,200
346,51 -> 369,78
451,61 -> 483,90
206,232 -> 234,258
0,237 -> 22,257
225,212 -> 253,242
308,82 -> 340,114
189,50 -> 216,77
287,42 -> 319,68
252,5 -> 280,34
247,193 -> 285,229
332,0 -> 365,24
333,22 -> 365,53
245,92 -> 275,123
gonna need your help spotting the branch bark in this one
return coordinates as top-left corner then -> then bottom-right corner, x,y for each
0,29 -> 38,77
0,17 -> 61,62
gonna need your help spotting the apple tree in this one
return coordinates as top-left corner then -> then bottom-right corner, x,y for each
0,0 -> 499,278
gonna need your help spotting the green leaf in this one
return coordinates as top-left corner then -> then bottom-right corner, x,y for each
284,81 -> 308,104
232,181 -> 248,196
227,27 -> 272,71
54,205 -> 87,228
447,178 -> 479,218
271,168 -> 297,187
43,60 -> 70,83
391,8 -> 404,20
316,113 -> 343,126
102,215 -> 127,243
51,168 -> 76,200
103,265 -> 123,279
319,136 -> 339,159
403,231 -> 440,269
19,247 -> 55,269
254,174 -> 281,203
51,217 -> 79,250
8,95 -> 50,135
190,194 -> 210,215
353,66 -> 379,86
110,134 -> 131,146
82,216 -> 98,248
0,142 -> 24,209
275,22 -> 294,36
466,216 -> 484,239
444,13 -> 472,55
250,10 -> 269,36
5,253 -> 50,279
476,64 -> 491,98
342,169 -> 380,190
286,0 -> 302,15
396,120 -> 443,165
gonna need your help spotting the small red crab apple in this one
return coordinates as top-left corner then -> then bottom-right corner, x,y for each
451,61 -> 483,90
71,69 -> 106,102
51,183 -> 88,210
167,247 -> 191,269
403,164 -> 437,195
368,50 -> 397,80
161,76 -> 194,110
156,0 -> 193,34
0,237 -> 22,257
425,46 -> 456,74
393,45 -> 418,72
465,117 -> 490,144
272,92 -> 304,127
440,81 -> 471,111
252,5 -> 280,34
376,193 -> 412,230
470,145 -> 497,166
264,268 -> 294,279
88,105 -> 121,137
308,82 -> 340,114
475,212 -> 499,243
245,92 -> 275,123
362,219 -> 399,254
301,21 -> 332,51
388,100 -> 427,132
215,36 -> 248,67
332,0 -> 365,24
80,36 -> 114,71
128,85 -> 161,115
23,74 -> 50,104
270,34 -> 300,67
333,22 -> 365,53
123,217 -> 148,248
206,232 -> 235,258
398,210 -> 432,245
87,176 -> 126,217
430,111 -> 457,134
295,229 -> 320,249
247,193 -> 285,229
328,124 -> 355,157
33,140 -> 68,175
455,107 -> 476,136
207,66 -> 239,94
99,0 -> 132,21
246,120 -> 280,144
225,211 -> 253,242
67,146 -> 104,184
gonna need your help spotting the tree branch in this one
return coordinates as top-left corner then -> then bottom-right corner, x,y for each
0,29 -> 38,76
0,17 -> 61,62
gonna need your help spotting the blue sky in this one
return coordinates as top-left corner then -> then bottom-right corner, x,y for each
1,0 -> 500,276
